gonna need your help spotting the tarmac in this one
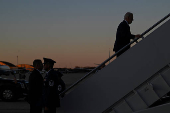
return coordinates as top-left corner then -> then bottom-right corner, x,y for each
0,72 -> 88,113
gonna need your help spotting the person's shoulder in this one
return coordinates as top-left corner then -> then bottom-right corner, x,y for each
53,70 -> 63,76
30,69 -> 40,76
30,69 -> 36,74
56,70 -> 63,77
119,20 -> 127,26
50,70 -> 64,79
48,69 -> 57,76
29,70 -> 36,79
118,20 -> 129,30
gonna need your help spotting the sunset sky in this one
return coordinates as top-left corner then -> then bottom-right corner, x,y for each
0,0 -> 170,68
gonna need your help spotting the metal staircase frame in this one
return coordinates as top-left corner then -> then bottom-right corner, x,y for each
60,13 -> 170,98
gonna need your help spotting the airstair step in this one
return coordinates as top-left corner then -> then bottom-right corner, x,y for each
113,100 -> 133,113
161,68 -> 170,87
136,83 -> 159,106
149,74 -> 170,97
125,92 -> 147,111
109,110 -> 116,113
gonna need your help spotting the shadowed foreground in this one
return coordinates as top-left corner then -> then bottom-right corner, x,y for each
0,72 -> 87,113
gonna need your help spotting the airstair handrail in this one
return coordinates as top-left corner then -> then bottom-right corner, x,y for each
59,13 -> 170,97
141,13 -> 170,36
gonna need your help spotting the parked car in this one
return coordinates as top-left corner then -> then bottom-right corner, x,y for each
0,77 -> 29,101
0,69 -> 65,102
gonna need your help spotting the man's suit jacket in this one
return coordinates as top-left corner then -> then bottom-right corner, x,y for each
29,69 -> 43,104
113,20 -> 135,52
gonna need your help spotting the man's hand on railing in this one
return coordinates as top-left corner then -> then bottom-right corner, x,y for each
134,34 -> 141,43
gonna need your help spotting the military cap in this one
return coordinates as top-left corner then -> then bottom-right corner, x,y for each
43,58 -> 56,64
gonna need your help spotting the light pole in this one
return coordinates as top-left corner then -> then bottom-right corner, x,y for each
17,56 -> 18,65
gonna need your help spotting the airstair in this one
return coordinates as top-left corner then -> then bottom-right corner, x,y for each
58,13 -> 170,113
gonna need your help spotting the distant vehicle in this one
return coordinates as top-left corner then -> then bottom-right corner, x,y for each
0,65 -> 12,76
0,77 -> 29,101
0,65 -> 29,101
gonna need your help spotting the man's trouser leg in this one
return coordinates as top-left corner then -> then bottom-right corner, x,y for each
30,105 -> 42,113
44,107 -> 56,113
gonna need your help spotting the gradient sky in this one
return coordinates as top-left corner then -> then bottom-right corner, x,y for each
0,0 -> 170,68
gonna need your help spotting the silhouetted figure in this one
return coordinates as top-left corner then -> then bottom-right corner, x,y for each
29,59 -> 43,113
43,58 -> 61,113
113,12 -> 141,57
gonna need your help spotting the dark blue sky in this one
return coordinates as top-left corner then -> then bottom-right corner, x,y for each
0,0 -> 170,68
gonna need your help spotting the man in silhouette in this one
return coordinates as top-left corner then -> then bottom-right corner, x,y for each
43,58 -> 61,113
113,12 -> 141,57
29,59 -> 43,113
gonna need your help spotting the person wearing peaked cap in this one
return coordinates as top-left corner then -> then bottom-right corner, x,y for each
43,58 -> 56,64
43,58 -> 61,113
